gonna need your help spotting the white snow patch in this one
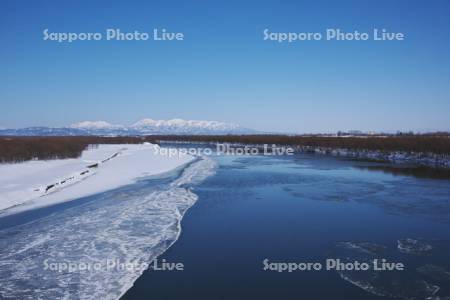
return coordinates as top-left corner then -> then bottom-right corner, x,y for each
0,144 -> 193,214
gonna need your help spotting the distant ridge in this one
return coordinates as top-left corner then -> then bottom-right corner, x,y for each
0,119 -> 256,136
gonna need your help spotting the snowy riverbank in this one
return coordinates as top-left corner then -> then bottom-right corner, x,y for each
0,143 -> 194,214
305,146 -> 450,168
159,141 -> 450,169
0,155 -> 217,300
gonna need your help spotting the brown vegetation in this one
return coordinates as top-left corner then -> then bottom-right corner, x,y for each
1,134 -> 449,163
152,135 -> 450,155
0,136 -> 157,163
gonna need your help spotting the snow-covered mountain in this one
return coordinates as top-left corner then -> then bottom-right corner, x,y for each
70,121 -> 124,130
130,118 -> 242,134
0,119 -> 255,136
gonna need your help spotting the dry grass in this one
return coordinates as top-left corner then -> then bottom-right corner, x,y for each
0,136 -> 157,163
152,134 -> 450,155
1,134 -> 449,163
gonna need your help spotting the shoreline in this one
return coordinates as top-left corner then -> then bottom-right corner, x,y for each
116,156 -> 217,300
159,140 -> 450,170
0,156 -> 217,300
0,143 -> 194,215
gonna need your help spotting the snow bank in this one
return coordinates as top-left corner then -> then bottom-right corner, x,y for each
0,157 -> 217,300
0,143 -> 193,214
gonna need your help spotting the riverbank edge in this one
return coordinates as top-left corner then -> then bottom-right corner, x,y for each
159,140 -> 450,169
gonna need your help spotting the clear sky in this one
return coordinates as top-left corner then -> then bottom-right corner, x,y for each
1,0 -> 449,133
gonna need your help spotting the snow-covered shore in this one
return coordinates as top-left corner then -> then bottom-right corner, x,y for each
0,155 -> 217,300
159,141 -> 450,169
0,143 -> 194,214
305,146 -> 450,168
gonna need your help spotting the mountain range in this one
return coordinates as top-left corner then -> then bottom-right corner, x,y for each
0,119 -> 255,136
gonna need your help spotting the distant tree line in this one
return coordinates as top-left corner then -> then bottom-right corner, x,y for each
1,134 -> 449,163
0,136 -> 157,163
152,135 -> 450,155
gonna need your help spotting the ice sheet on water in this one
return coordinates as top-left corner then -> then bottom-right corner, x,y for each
0,157 -> 217,300
336,241 -> 387,256
397,238 -> 433,255
331,240 -> 450,300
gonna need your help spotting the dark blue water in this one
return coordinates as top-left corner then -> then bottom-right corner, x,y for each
123,153 -> 450,300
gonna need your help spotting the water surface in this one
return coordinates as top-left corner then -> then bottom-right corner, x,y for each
123,153 -> 450,300
1,151 -> 449,299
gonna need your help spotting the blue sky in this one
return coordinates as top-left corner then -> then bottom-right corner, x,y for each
1,0 -> 449,133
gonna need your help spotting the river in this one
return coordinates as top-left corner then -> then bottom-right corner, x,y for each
1,148 -> 449,299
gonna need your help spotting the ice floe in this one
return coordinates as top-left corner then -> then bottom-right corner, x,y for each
331,239 -> 450,299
